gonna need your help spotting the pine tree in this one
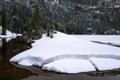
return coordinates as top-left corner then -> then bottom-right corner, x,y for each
60,23 -> 67,33
30,5 -> 41,32
50,25 -> 54,38
1,6 -> 7,35
46,23 -> 50,37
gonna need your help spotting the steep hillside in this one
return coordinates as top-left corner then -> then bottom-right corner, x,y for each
0,0 -> 120,34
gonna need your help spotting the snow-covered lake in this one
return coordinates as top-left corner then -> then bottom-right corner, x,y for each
72,35 -> 120,46
10,32 -> 120,74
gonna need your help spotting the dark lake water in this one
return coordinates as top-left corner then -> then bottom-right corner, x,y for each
1,37 -> 120,80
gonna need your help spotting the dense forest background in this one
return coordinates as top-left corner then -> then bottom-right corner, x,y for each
0,0 -> 120,35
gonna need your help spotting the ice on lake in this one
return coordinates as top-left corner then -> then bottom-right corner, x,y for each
10,31 -> 120,74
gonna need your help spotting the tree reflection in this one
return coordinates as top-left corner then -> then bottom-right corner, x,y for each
0,37 -> 33,80
1,38 -> 7,68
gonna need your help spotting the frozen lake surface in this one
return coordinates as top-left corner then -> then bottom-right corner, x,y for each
10,32 -> 120,74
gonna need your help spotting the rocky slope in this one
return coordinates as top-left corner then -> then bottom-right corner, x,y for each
0,0 -> 120,34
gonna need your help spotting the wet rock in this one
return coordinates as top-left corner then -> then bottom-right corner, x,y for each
18,33 -> 34,46
104,29 -> 120,35
18,31 -> 42,45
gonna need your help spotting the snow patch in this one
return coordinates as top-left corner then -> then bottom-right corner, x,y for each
0,30 -> 17,38
42,59 -> 96,74
90,58 -> 120,71
0,26 -> 22,38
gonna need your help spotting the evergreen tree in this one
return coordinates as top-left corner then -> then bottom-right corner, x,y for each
60,22 -> 67,33
50,25 -> 54,38
46,23 -> 54,38
46,23 -> 50,37
30,5 -> 41,32
1,6 -> 7,35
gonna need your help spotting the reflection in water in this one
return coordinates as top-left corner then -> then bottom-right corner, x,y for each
0,37 -> 34,80
0,39 -> 2,47
0,37 -> 120,80
12,63 -> 120,80
87,69 -> 120,77
1,38 -> 7,69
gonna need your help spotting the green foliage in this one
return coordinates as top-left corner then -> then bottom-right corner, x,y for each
46,23 -> 54,38
50,25 -> 54,38
1,0 -> 120,35
4,2 -> 32,33
30,5 -> 41,32
60,22 -> 67,33
46,24 -> 50,37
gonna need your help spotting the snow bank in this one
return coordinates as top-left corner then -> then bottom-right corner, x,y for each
0,26 -> 22,38
90,58 -> 120,70
0,30 -> 17,38
0,26 -> 22,43
42,59 -> 96,74
10,32 -> 120,74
